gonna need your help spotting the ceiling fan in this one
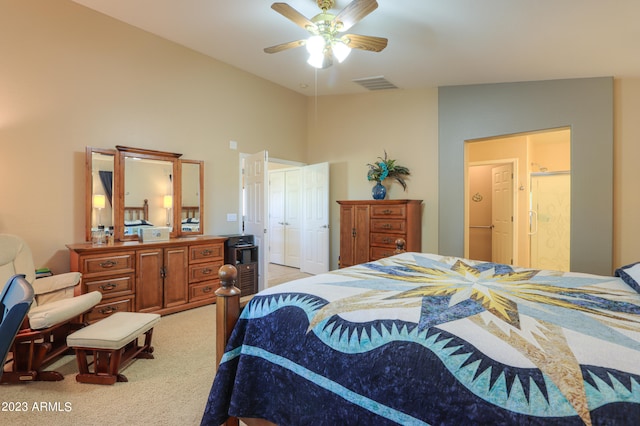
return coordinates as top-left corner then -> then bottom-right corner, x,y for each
264,0 -> 388,69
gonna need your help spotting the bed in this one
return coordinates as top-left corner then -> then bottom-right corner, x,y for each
202,251 -> 640,425
181,206 -> 200,232
123,199 -> 154,235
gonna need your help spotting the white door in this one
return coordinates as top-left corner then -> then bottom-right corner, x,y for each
491,164 -> 513,265
269,170 -> 285,265
301,162 -> 330,274
244,151 -> 269,291
284,168 -> 301,267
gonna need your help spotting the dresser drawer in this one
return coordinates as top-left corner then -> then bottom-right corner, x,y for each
189,281 -> 218,302
370,204 -> 406,219
84,274 -> 134,298
370,233 -> 402,247
190,244 -> 223,263
82,252 -> 135,275
86,297 -> 134,323
189,260 -> 223,283
370,219 -> 406,233
370,246 -> 398,261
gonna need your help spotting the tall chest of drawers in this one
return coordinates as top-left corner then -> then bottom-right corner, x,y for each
337,200 -> 423,268
67,236 -> 226,321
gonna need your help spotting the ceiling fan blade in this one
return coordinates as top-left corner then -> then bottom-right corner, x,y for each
271,3 -> 316,32
335,0 -> 378,32
264,39 -> 306,54
342,34 -> 387,52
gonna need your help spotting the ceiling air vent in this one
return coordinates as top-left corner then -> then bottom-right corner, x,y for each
352,76 -> 398,91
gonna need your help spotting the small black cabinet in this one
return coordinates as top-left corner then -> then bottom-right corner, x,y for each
223,234 -> 258,296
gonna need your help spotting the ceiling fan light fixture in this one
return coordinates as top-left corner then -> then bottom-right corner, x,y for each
333,40 -> 351,63
265,0 -> 385,69
305,35 -> 325,56
307,49 -> 333,69
307,52 -> 325,69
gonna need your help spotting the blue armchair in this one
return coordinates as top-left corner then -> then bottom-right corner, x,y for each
0,275 -> 34,369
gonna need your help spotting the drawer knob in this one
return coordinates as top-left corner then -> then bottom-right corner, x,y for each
383,237 -> 392,243
99,306 -> 118,315
202,268 -> 212,274
99,260 -> 117,268
99,283 -> 117,291
202,286 -> 213,293
382,209 -> 393,214
200,249 -> 212,256
382,223 -> 392,229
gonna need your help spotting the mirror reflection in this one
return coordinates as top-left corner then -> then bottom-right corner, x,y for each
180,161 -> 202,234
123,156 -> 174,236
85,146 -> 204,241
90,151 -> 115,232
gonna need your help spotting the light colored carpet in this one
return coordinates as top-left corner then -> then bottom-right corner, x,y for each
1,304 -> 217,426
0,264 -> 313,426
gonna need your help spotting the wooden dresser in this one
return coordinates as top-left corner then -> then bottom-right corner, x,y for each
337,200 -> 423,268
67,236 -> 226,321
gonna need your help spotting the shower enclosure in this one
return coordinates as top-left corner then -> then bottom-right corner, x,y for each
529,172 -> 571,271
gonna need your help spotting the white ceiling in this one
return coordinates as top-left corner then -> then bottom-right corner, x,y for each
72,0 -> 640,96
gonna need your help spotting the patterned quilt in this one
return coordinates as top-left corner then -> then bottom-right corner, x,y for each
201,252 -> 640,425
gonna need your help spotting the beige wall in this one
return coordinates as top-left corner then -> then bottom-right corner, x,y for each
0,0 -> 307,272
614,79 -> 640,268
306,90 -> 439,269
1,1 -> 638,274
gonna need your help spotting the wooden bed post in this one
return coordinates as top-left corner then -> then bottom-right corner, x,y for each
215,265 -> 240,367
215,265 -> 241,426
394,238 -> 406,254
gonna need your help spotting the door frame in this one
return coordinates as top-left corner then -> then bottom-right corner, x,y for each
464,158 -> 518,263
240,155 -> 330,280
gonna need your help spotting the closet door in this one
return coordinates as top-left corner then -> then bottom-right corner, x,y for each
269,170 -> 286,265
268,168 -> 301,268
283,169 -> 301,267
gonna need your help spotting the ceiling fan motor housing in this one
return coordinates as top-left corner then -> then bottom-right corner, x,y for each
311,12 -> 340,35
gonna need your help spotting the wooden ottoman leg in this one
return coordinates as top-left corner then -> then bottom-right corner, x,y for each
75,349 -> 118,385
137,329 -> 155,359
75,349 -> 89,375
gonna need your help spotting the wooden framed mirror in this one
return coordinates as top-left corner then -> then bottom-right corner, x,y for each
179,160 -> 204,236
85,147 -> 116,242
85,145 -> 205,241
116,146 -> 181,241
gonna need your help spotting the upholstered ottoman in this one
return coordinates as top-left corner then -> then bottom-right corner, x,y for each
66,312 -> 160,385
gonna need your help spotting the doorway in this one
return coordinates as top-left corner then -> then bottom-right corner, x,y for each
240,153 -> 330,289
269,164 -> 302,268
467,161 -> 516,264
465,128 -> 571,269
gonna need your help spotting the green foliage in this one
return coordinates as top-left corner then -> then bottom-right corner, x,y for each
366,150 -> 410,190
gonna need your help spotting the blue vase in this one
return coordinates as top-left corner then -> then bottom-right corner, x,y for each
372,181 -> 387,200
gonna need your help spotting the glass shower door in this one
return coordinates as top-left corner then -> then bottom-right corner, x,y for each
529,173 -> 571,271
